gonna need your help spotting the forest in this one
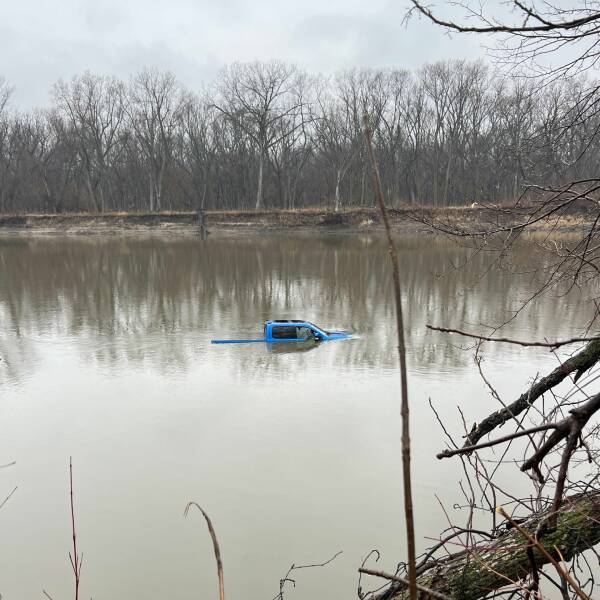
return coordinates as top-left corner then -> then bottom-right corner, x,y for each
0,59 -> 599,214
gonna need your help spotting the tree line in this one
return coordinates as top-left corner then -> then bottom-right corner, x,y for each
0,60 -> 599,214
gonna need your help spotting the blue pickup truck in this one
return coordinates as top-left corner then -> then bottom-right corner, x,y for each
264,320 -> 351,342
211,320 -> 352,344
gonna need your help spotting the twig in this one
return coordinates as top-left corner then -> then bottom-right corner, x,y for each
0,485 -> 17,510
184,502 -> 225,600
358,549 -> 380,599
415,528 -> 495,575
68,457 -> 81,600
363,112 -> 417,599
288,550 -> 342,570
275,551 -> 343,600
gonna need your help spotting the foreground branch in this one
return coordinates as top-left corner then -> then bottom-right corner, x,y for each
427,325 -> 600,349
409,1 -> 600,34
464,340 -> 600,447
372,490 -> 600,600
363,113 -> 417,598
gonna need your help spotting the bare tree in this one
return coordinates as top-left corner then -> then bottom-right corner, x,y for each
5,59 -> 600,213
128,68 -> 185,211
0,76 -> 12,117
267,74 -> 313,209
312,77 -> 360,212
174,93 -> 215,211
214,61 -> 307,210
376,69 -> 411,204
53,72 -> 126,213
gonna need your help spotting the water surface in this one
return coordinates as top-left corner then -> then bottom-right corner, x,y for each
0,232 -> 593,599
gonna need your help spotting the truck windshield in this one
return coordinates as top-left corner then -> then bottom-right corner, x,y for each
307,323 -> 329,336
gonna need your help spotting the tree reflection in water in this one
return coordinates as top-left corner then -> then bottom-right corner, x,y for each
0,232 -> 596,385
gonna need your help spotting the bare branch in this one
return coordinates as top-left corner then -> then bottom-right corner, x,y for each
464,340 -> 600,446
437,424 -> 558,459
427,325 -> 600,349
274,550 -> 342,600
0,485 -> 17,510
410,1 -> 600,34
363,111 -> 417,599
184,502 -> 225,600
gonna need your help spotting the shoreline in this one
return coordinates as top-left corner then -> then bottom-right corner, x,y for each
0,206 -> 593,236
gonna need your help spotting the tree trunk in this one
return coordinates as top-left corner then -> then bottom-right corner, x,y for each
85,173 -> 100,213
42,177 -> 54,214
443,143 -> 453,207
373,490 -> 600,600
360,166 -> 366,206
201,182 -> 207,211
334,169 -> 342,212
156,182 -> 162,211
149,181 -> 155,212
156,167 -> 164,212
255,152 -> 264,210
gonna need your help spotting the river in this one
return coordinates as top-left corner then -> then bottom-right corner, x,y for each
0,232 -> 594,599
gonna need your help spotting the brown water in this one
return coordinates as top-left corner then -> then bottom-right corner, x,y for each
0,233 -> 593,599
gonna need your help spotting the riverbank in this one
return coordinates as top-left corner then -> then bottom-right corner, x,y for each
0,205 -> 594,235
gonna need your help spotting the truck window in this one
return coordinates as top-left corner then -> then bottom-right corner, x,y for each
296,327 -> 313,339
271,326 -> 297,339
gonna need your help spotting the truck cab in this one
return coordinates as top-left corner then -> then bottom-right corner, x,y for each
264,320 -> 350,342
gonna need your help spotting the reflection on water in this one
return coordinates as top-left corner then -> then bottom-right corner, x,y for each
0,233 -> 591,383
0,233 -> 595,600
266,339 -> 324,354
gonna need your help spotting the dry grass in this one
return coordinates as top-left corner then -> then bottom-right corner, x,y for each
0,204 -> 594,234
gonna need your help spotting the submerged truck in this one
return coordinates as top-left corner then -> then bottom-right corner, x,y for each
211,320 -> 352,344
263,320 -> 351,342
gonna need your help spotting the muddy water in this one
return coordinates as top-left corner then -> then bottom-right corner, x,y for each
0,233 -> 593,599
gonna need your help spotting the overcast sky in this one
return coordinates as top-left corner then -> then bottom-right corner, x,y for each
1,0 -> 489,109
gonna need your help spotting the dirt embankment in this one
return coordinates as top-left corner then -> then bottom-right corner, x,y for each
0,208 -> 421,234
0,204 -> 594,235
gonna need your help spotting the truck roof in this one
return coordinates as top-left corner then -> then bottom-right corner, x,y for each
269,319 -> 305,323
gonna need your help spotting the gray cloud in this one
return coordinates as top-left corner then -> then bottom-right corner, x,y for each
1,0 -> 489,109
